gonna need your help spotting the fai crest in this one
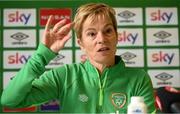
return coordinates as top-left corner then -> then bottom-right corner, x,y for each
111,93 -> 126,108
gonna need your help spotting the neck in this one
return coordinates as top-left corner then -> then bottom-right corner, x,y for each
89,56 -> 115,75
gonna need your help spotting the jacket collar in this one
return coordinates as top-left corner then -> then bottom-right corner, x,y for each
83,56 -> 125,77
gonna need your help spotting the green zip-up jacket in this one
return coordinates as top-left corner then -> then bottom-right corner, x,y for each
1,43 -> 156,113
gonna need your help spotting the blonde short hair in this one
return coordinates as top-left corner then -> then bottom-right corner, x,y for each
73,3 -> 117,39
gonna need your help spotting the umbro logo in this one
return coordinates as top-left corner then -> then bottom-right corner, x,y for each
53,54 -> 65,62
118,10 -> 136,20
79,94 -> 88,102
11,32 -> 29,41
153,31 -> 172,40
155,72 -> 173,81
10,32 -> 29,45
48,54 -> 65,65
120,52 -> 136,61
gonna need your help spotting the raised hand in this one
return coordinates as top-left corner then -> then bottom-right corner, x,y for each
42,15 -> 74,53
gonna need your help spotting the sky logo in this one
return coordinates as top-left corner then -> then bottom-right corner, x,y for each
152,51 -> 174,64
8,11 -> 31,25
151,10 -> 173,23
4,9 -> 36,26
3,51 -> 34,69
147,49 -> 179,67
146,8 -> 177,25
8,52 -> 31,64
118,31 -> 138,44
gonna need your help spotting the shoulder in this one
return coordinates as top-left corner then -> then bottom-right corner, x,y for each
123,67 -> 149,79
124,67 -> 147,75
53,62 -> 84,73
115,56 -> 148,77
50,62 -> 86,79
45,62 -> 84,83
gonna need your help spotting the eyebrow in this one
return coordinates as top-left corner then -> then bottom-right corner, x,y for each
84,23 -> 113,32
104,23 -> 113,28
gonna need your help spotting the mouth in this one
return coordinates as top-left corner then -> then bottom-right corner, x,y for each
97,47 -> 110,52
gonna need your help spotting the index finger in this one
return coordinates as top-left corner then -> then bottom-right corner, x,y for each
45,15 -> 53,32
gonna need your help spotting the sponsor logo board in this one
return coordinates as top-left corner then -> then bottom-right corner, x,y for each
148,70 -> 180,88
3,107 -> 37,112
116,49 -> 144,67
46,50 -> 72,68
146,28 -> 179,46
75,50 -> 87,63
40,100 -> 59,112
3,9 -> 36,26
147,49 -> 179,67
39,8 -> 71,26
3,50 -> 34,69
74,35 -> 80,47
3,29 -> 36,48
114,8 -> 143,26
117,28 -> 143,46
146,7 -> 178,25
3,72 -> 17,89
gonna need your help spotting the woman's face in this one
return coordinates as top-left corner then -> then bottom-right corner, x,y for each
78,15 -> 118,64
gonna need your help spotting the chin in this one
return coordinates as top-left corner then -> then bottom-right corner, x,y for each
96,56 -> 112,62
89,53 -> 115,63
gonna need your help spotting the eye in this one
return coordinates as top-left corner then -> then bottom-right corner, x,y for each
87,31 -> 96,39
104,27 -> 114,35
106,28 -> 113,33
87,32 -> 95,36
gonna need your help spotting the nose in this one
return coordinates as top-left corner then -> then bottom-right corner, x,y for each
97,32 -> 106,44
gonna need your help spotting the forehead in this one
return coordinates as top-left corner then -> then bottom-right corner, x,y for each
83,14 -> 112,28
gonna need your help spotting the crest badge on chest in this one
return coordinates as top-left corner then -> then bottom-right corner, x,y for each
111,92 -> 126,109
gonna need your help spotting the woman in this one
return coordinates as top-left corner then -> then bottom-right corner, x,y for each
1,3 -> 156,113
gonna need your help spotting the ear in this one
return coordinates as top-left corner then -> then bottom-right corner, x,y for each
77,39 -> 85,51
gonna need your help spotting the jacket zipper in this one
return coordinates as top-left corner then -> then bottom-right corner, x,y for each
94,68 -> 108,107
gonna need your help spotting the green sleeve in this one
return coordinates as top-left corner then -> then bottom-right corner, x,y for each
137,70 -> 156,113
1,43 -> 59,108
